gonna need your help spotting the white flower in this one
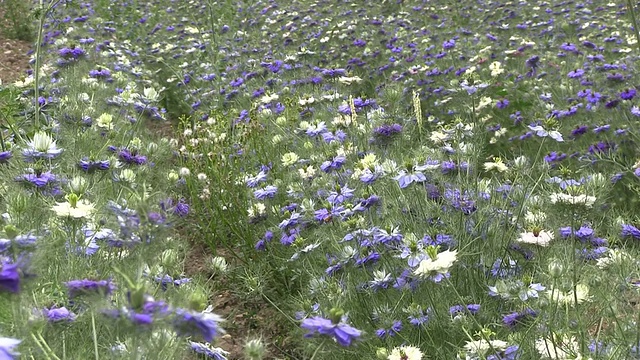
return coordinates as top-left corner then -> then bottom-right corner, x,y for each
517,230 -> 554,246
414,250 -> 458,277
596,248 -> 629,269
143,87 -> 161,102
96,113 -> 114,130
463,339 -> 508,357
483,160 -> 508,172
524,211 -> 546,224
298,165 -> 316,180
547,284 -> 591,306
52,200 -> 95,219
549,193 -> 596,207
388,345 -> 423,360
338,76 -> 362,85
179,167 -> 191,177
489,61 -> 504,77
281,152 -> 299,167
535,335 -> 582,359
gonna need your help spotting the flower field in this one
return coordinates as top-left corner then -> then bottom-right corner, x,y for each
3,0 -> 640,359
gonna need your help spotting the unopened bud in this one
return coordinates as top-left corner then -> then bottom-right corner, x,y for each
244,338 -> 267,360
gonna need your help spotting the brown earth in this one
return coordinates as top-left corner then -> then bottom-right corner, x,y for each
0,10 -> 32,85
184,240 -> 300,360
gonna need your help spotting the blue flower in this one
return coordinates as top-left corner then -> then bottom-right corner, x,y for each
189,342 -> 229,360
0,258 -> 20,293
300,316 -> 361,346
173,308 -> 225,343
65,279 -> 116,298
43,306 -> 77,322
22,132 -> 63,161
0,337 -> 21,359
393,169 -> 426,189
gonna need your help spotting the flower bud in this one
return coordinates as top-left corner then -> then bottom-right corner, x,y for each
168,170 -> 179,182
188,288 -> 208,312
548,258 -> 564,278
3,225 -> 19,240
160,249 -> 180,269
69,176 -> 88,195
375,348 -> 389,359
210,256 -> 228,275
244,338 -> 267,360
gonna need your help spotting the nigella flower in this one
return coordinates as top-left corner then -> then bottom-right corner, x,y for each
189,342 -> 229,360
254,185 -> 278,200
59,46 -> 85,59
496,99 -> 509,109
110,147 -> 147,165
373,123 -> 403,137
78,158 -> 110,172
567,69 -> 584,78
254,230 -> 273,251
65,279 -> 116,298
320,155 -> 346,173
154,274 -> 191,290
489,258 -> 520,278
22,132 -> 63,161
173,308 -> 225,343
89,68 -> 111,79
0,151 -> 12,164
502,308 -> 537,329
450,304 -> 481,316
0,337 -> 21,359
103,293 -> 170,325
406,305 -> 430,327
394,168 -> 427,189
631,106 -> 640,117
376,320 -> 402,339
300,315 -> 361,346
326,185 -> 354,205
621,88 -> 637,100
43,306 -> 77,322
442,39 -> 456,49
621,224 -> 640,239
0,258 -> 21,293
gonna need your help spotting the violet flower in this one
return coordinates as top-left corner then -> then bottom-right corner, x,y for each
300,316 -> 361,346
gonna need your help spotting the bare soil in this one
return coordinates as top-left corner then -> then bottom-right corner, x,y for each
0,10 -> 32,85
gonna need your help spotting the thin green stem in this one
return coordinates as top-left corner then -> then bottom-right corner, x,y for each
309,339 -> 326,360
627,0 -> 640,53
91,311 -> 99,360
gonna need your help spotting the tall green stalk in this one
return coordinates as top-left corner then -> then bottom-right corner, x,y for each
627,0 -> 640,53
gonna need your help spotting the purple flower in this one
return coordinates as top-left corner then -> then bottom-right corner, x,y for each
78,158 -> 110,172
0,258 -> 20,293
189,342 -> 229,360
254,185 -> 278,199
567,69 -> 584,78
44,306 -> 77,322
112,147 -> 147,165
621,224 -> 640,239
300,316 -> 362,346
496,99 -> 510,109
173,308 -> 224,342
0,337 -> 21,359
394,170 -> 426,189
621,88 -> 637,100
154,275 -> 192,290
373,124 -> 403,137
0,151 -> 12,164
503,308 -> 536,329
65,279 -> 116,298
320,155 -> 346,173
443,39 -> 456,50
